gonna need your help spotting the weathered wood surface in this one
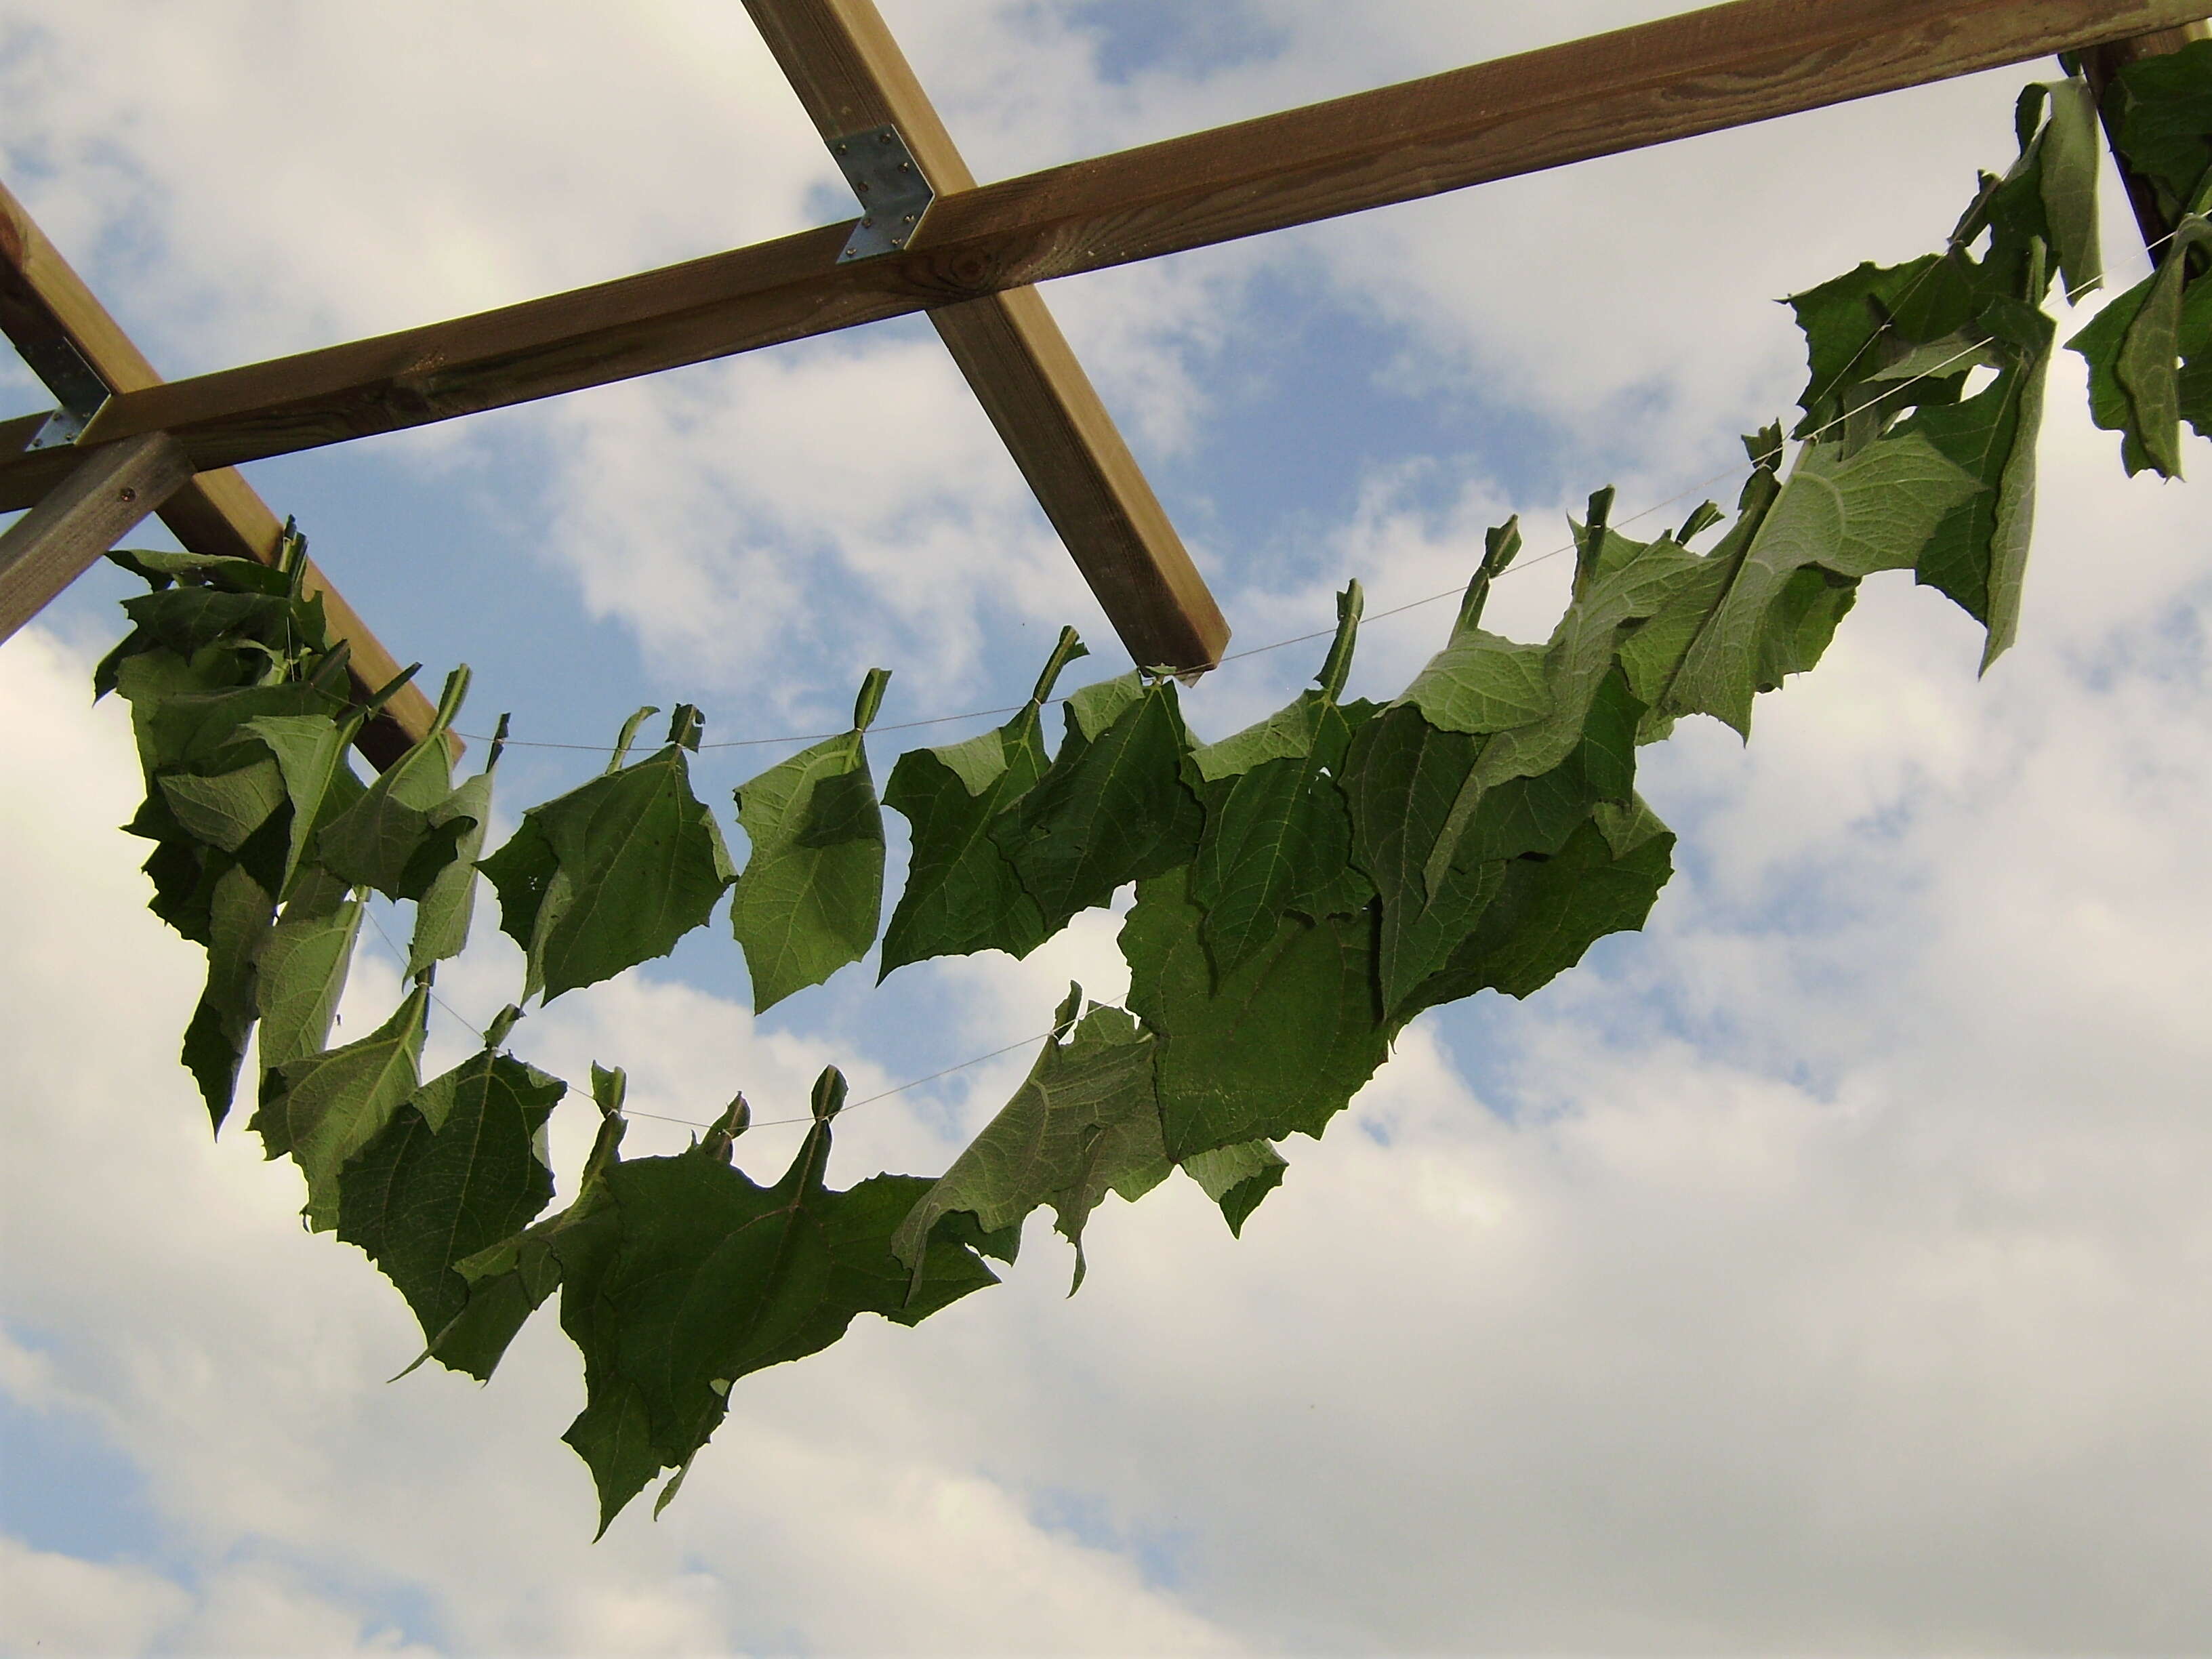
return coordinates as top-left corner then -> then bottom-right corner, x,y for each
4,0 -> 2205,521
0,181 -> 441,766
745,0 -> 1229,671
0,432 -> 192,640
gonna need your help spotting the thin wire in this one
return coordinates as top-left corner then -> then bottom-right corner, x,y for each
359,883 -> 1082,1135
453,255 -> 2121,758
411,237 -> 2165,1134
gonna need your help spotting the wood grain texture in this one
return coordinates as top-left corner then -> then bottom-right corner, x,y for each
5,0 -> 2205,518
745,0 -> 1227,670
0,432 -> 192,640
1,180 -> 441,767
2081,19 -> 2212,256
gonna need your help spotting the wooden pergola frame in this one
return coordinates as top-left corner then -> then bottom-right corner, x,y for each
2,0 -> 2205,769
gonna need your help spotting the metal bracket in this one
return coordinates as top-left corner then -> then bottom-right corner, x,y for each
14,332 -> 110,451
829,124 -> 935,262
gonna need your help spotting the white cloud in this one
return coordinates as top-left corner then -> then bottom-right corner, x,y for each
5,1 -> 2212,1652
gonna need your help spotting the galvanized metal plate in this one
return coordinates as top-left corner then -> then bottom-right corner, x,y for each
830,123 -> 935,262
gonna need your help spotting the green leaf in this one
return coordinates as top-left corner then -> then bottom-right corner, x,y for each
1399,630 -> 1553,735
108,548 -> 293,597
891,993 -> 1169,1294
1902,295 -> 2055,666
2122,222 -> 2211,480
240,714 -> 356,893
158,756 -> 287,853
554,1114 -> 1001,1533
407,766 -> 494,977
731,673 -> 890,1012
1339,704 -> 1499,1015
881,715 -> 1052,968
1393,815 -> 1676,1027
881,632 -> 1087,972
995,679 -> 1204,935
1122,865 -> 1389,1162
2072,220 -> 2212,479
254,887 -> 365,1082
251,987 -> 428,1232
138,678 -> 344,778
1961,81 -> 2100,304
181,861 -> 277,1131
1441,664 -> 1641,870
486,738 -> 736,1004
119,587 -> 297,660
1788,255 -> 1983,443
2036,77 -> 2105,302
1180,1139 -> 1288,1237
337,1049 -> 566,1348
1639,432 -> 1979,737
423,1106 -> 628,1383
1467,508 -> 1702,783
315,670 -> 469,901
2100,38 -> 2212,224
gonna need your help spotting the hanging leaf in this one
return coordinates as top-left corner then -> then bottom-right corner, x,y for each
408,714 -> 506,977
552,1082 -> 1001,1533
1788,255 -> 1986,445
483,711 -> 736,1004
180,861 -> 277,1131
891,988 -> 1168,1294
1633,433 -> 1980,737
881,630 -> 1085,972
241,713 -> 359,894
1180,1139 -> 1288,1237
1190,587 -> 1370,977
2072,220 -> 2212,480
1903,293 -> 2056,666
337,1048 -> 567,1348
1442,664 -> 1641,869
1338,704 -> 1498,1014
254,882 -> 365,1083
315,670 -> 471,901
994,676 -> 1204,935
1122,865 -> 1388,1162
729,670 -> 891,1012
423,1100 -> 628,1383
1392,811 -> 1676,1028
2097,38 -> 2212,224
251,987 -> 428,1232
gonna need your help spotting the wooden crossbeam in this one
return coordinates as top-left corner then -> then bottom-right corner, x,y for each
745,0 -> 1227,672
0,0 -> 2204,634
0,182 -> 443,766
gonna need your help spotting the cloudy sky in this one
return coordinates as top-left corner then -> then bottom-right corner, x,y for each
3,3 -> 2209,1654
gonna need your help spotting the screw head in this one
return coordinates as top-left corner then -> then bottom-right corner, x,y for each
118,487 -> 137,503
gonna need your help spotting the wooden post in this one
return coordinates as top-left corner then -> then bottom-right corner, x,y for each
743,0 -> 1229,672
0,432 -> 192,640
1,182 -> 444,767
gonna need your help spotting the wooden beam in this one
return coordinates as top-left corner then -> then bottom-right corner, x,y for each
0,181 -> 441,768
743,0 -> 1228,672
0,432 -> 193,640
4,0 -> 2203,520
2081,20 -> 2211,256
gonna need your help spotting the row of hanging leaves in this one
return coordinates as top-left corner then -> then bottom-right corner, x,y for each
90,52 -> 2210,1534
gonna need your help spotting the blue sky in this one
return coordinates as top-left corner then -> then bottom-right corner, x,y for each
4,3 -> 2211,1654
